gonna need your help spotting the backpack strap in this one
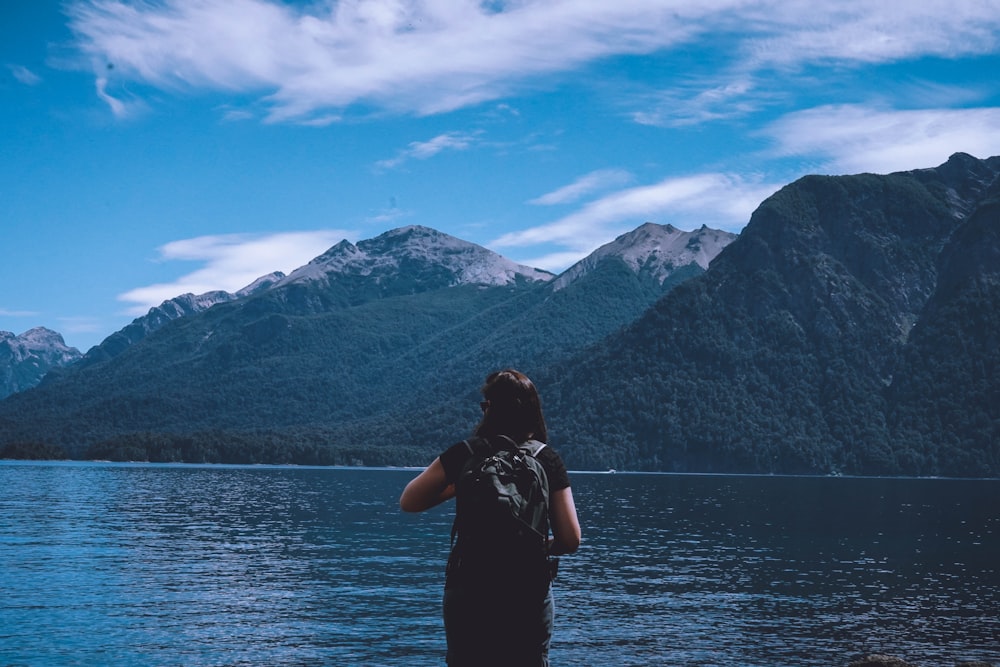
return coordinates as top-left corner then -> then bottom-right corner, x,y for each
495,434 -> 547,458
450,436 -> 491,547
518,438 -> 547,458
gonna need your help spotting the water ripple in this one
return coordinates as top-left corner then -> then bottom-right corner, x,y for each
1,463 -> 997,666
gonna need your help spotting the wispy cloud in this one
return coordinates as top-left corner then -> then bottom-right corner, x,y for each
7,64 -> 42,86
742,2 -> 1000,68
632,76 -> 765,128
64,0 -> 1000,122
528,169 -> 633,205
219,106 -> 255,122
57,317 -> 104,335
117,229 -> 354,315
366,197 -> 411,225
95,76 -> 128,117
495,173 -> 780,270
375,131 -> 481,170
0,308 -> 40,318
761,105 -> 1000,174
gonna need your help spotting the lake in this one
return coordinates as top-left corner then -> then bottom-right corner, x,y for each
0,461 -> 996,666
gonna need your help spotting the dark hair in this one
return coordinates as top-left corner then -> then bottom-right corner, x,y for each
475,369 -> 548,443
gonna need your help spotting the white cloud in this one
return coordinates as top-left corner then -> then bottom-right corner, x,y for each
0,308 -> 39,318
64,0 -> 1000,122
219,106 -> 255,122
761,105 -> 1000,174
493,172 -> 782,272
95,76 -> 128,117
515,250 -> 593,273
632,76 -> 764,128
57,317 -> 104,334
744,2 -> 1000,68
528,169 -> 633,205
7,64 -> 42,86
117,229 -> 354,315
495,173 -> 780,254
375,131 -> 481,170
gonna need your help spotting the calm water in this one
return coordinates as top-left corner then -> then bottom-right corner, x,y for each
0,462 -> 997,667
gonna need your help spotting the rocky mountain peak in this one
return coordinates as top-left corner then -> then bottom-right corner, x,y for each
0,327 -> 82,399
551,222 -> 738,291
282,225 -> 554,288
913,152 -> 1000,219
236,271 -> 286,297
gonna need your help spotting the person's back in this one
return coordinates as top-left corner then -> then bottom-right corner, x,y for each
400,370 -> 581,667
448,436 -> 551,589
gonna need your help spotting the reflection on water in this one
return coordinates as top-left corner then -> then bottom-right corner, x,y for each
0,462 -> 997,666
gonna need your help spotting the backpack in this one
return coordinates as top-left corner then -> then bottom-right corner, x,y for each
448,435 -> 551,586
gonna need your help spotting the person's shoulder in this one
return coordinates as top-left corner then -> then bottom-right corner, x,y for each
446,438 -> 479,453
533,443 -> 570,489
440,438 -> 479,482
535,443 -> 562,464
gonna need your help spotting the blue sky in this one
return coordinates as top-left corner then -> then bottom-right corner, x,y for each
3,0 -> 1000,352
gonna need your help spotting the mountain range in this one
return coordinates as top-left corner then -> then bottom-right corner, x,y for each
0,221 -> 733,465
2,153 -> 997,477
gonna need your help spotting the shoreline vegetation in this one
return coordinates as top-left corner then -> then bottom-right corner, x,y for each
2,455 -> 1000,481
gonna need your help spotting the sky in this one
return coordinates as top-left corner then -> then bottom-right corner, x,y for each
3,0 -> 1000,352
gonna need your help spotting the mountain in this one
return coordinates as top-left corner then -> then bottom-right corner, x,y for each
75,271 -> 286,368
281,225 -> 554,292
6,149 -> 997,480
0,328 -> 81,400
551,222 -> 735,291
0,222 -> 724,462
543,152 -> 1000,476
884,170 -> 1000,474
397,222 -> 738,394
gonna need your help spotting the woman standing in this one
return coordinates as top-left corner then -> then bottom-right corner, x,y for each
400,369 -> 582,667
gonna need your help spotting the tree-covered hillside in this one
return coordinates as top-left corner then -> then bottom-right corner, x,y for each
2,157 -> 997,477
0,223 -> 712,464
542,153 -> 1000,476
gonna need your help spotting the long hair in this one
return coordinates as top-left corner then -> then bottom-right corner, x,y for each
474,369 -> 548,443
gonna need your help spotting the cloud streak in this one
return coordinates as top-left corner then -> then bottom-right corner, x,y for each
0,308 -> 40,318
528,169 -> 633,205
375,131 -> 481,170
65,0 -> 1000,122
117,229 -> 353,315
495,173 -> 781,270
7,64 -> 42,86
761,105 -> 1000,174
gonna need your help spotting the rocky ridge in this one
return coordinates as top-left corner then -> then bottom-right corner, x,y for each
552,222 -> 737,291
0,328 -> 82,399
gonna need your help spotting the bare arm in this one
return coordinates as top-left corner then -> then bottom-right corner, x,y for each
548,486 -> 581,556
400,457 -> 456,513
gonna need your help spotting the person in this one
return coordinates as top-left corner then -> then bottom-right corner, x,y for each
400,369 -> 582,667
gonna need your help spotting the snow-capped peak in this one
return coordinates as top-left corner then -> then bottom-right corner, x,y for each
552,222 -> 737,291
282,225 -> 554,287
